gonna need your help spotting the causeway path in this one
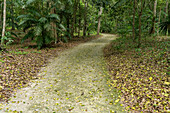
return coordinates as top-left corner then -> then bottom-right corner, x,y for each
0,34 -> 125,113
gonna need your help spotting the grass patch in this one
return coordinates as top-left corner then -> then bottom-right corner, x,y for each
104,36 -> 169,112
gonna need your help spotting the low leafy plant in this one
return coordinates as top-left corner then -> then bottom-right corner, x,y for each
0,31 -> 17,46
18,10 -> 65,49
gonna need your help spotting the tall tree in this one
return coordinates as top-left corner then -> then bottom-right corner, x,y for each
150,0 -> 157,34
1,0 -> 6,46
165,0 -> 168,19
138,0 -> 144,47
132,0 -> 136,41
78,0 -> 81,37
83,0 -> 88,37
71,0 -> 78,38
97,6 -> 103,35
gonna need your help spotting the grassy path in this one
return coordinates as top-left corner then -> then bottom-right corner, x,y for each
0,34 -> 125,113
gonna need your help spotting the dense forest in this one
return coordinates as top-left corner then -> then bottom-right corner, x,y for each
0,0 -> 169,49
0,0 -> 169,112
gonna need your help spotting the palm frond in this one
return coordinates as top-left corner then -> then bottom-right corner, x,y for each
36,36 -> 43,49
39,17 -> 48,24
159,21 -> 170,33
19,18 -> 37,26
21,30 -> 34,43
45,36 -> 53,44
26,0 -> 36,5
34,25 -> 43,36
114,0 -> 130,7
48,14 -> 60,21
28,9 -> 41,17
44,23 -> 51,31
17,14 -> 31,19
59,24 -> 66,30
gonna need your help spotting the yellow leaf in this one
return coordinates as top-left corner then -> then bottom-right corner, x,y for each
115,99 -> 119,103
163,93 -> 169,96
149,77 -> 152,81
131,107 -> 135,110
164,82 -> 170,85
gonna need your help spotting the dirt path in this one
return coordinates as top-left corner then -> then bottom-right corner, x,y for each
0,34 -> 125,113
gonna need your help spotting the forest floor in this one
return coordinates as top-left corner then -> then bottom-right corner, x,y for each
0,34 -> 99,102
0,34 -> 125,113
104,36 -> 169,112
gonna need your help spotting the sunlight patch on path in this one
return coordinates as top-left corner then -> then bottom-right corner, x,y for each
0,34 -> 125,113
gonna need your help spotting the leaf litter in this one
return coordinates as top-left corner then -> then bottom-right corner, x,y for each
0,35 -> 99,102
104,36 -> 169,112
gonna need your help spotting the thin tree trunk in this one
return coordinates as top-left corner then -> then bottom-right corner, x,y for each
53,8 -> 57,43
42,0 -> 43,12
11,0 -> 15,30
75,0 -> 79,34
49,1 -> 57,44
165,0 -> 169,36
66,16 -> 70,39
132,0 -> 136,41
157,7 -> 161,35
1,2 -> 3,27
71,0 -> 78,38
78,0 -> 81,37
165,0 -> 168,19
83,1 -> 87,37
1,0 -> 6,46
151,0 -> 157,34
0,3 -> 2,29
138,0 -> 144,48
97,7 -> 103,35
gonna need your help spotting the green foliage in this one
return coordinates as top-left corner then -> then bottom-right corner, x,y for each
18,10 -> 63,49
0,31 -> 17,46
159,16 -> 170,35
9,50 -> 29,55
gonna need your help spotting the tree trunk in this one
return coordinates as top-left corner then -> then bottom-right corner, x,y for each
49,1 -> 57,43
78,1 -> 81,37
138,0 -> 144,48
165,0 -> 168,19
83,1 -> 87,37
132,0 -> 136,41
11,0 -> 15,30
53,8 -> 57,43
1,0 -> 6,46
97,7 -> 103,35
75,0 -> 79,34
71,0 -> 78,38
66,16 -> 70,39
0,3 -> 2,29
157,7 -> 161,35
150,0 -> 157,34
1,2 -> 4,26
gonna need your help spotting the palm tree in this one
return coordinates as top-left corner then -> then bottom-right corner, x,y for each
18,10 -> 63,49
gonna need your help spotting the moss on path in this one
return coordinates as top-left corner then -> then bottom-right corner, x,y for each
0,34 -> 125,113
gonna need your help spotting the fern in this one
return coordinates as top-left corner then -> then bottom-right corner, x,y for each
34,25 -> 43,36
21,30 -> 34,43
59,24 -> 66,30
26,0 -> 36,5
48,14 -> 60,21
39,17 -> 48,24
18,7 -> 66,49
44,23 -> 51,31
36,36 -> 43,49
17,14 -> 31,19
